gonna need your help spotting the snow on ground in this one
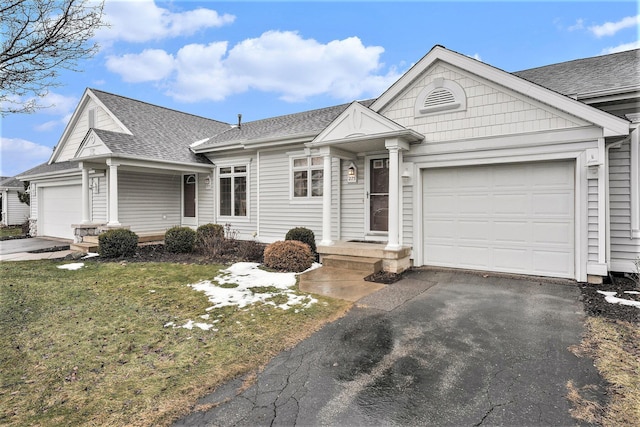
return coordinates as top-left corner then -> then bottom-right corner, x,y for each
169,262 -> 320,331
82,252 -> 100,259
57,263 -> 85,270
597,290 -> 640,308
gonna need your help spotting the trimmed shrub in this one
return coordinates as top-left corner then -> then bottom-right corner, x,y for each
165,226 -> 196,253
237,240 -> 266,263
263,240 -> 314,273
285,227 -> 317,256
98,228 -> 139,258
197,223 -> 224,243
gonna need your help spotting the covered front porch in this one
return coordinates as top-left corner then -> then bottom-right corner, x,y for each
307,102 -> 423,273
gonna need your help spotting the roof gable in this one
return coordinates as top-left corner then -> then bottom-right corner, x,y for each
313,101 -> 405,143
75,129 -> 113,159
371,46 -> 630,137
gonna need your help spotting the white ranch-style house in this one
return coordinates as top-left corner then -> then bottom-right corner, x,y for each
19,46 -> 639,283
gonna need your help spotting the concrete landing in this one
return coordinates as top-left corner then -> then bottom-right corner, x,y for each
299,266 -> 385,302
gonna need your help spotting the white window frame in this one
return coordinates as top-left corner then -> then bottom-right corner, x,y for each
290,155 -> 324,201
217,162 -> 249,220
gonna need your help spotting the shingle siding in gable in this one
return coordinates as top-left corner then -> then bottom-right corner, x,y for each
381,63 -> 588,143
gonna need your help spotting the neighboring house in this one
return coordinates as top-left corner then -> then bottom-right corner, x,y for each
0,177 -> 30,227
18,46 -> 639,283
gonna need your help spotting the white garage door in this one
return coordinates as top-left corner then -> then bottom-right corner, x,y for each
422,161 -> 575,278
40,185 -> 82,239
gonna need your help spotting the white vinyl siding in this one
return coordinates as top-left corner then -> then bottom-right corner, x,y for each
198,172 -> 215,225
609,140 -> 640,270
2,191 -> 29,226
57,98 -> 121,162
587,178 -> 599,263
422,161 -> 575,279
258,149 -> 338,242
402,183 -> 413,247
340,157 -> 365,241
118,171 -> 181,234
91,176 -> 107,222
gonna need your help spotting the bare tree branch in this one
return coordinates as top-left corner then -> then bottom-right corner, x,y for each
0,0 -> 106,115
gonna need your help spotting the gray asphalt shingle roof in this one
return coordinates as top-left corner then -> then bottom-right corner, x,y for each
513,49 -> 639,97
18,161 -> 78,178
89,89 -> 230,164
0,176 -> 24,188
194,99 -> 376,150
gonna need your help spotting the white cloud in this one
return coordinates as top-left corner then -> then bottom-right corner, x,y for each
106,49 -> 175,82
107,31 -> 401,103
95,0 -> 235,43
37,92 -> 78,116
0,137 -> 53,176
589,15 -> 640,37
600,40 -> 640,54
567,18 -> 584,31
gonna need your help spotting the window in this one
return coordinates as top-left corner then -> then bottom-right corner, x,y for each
219,165 -> 247,217
292,156 -> 323,198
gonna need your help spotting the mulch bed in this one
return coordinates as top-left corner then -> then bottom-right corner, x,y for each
580,274 -> 639,323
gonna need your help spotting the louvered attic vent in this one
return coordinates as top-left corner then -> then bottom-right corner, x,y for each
424,88 -> 456,109
415,77 -> 466,117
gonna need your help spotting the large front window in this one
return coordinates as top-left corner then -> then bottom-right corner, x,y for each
219,165 -> 247,217
292,156 -> 323,198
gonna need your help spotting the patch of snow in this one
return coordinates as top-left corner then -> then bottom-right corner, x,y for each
181,320 -> 215,330
57,263 -> 85,270
189,262 -> 318,310
597,290 -> 640,308
624,291 -> 640,295
164,321 -> 175,328
82,252 -> 100,259
200,314 -> 210,320
149,290 -> 156,293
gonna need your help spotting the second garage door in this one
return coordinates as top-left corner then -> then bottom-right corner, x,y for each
422,161 -> 575,278
39,185 -> 82,239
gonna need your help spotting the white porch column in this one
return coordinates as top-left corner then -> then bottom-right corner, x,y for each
106,160 -> 121,226
81,163 -> 90,223
385,138 -> 409,250
320,151 -> 333,246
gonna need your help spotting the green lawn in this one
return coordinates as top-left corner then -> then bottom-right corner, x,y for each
0,260 -> 350,426
0,226 -> 24,238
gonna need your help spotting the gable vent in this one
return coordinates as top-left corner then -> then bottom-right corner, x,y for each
424,88 -> 456,108
415,78 -> 467,117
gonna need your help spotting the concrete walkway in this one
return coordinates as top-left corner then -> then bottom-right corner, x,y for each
299,266 -> 385,301
0,237 -> 75,261
174,268 -> 602,427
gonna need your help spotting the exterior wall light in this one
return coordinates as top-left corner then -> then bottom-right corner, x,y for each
347,162 -> 357,183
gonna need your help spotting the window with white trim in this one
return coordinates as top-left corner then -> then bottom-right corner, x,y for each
292,156 -> 323,198
219,165 -> 247,217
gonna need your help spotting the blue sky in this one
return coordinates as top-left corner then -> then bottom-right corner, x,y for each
1,1 -> 638,177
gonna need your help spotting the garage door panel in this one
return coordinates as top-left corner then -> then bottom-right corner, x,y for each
425,219 -> 457,238
533,251 -> 573,275
423,161 -> 575,279
458,220 -> 490,240
493,194 -> 529,215
493,221 -> 529,243
493,248 -> 529,270
532,222 -> 573,245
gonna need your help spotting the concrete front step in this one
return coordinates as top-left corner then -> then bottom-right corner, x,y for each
70,242 -> 99,253
322,255 -> 382,274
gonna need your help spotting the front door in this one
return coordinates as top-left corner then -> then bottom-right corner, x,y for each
182,174 -> 197,227
367,158 -> 389,233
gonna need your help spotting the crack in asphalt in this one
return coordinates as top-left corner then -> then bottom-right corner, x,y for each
474,366 -> 515,426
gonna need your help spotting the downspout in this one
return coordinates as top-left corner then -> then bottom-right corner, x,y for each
256,151 -> 260,238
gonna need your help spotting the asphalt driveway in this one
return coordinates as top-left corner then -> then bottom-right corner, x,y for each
174,269 -> 603,426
